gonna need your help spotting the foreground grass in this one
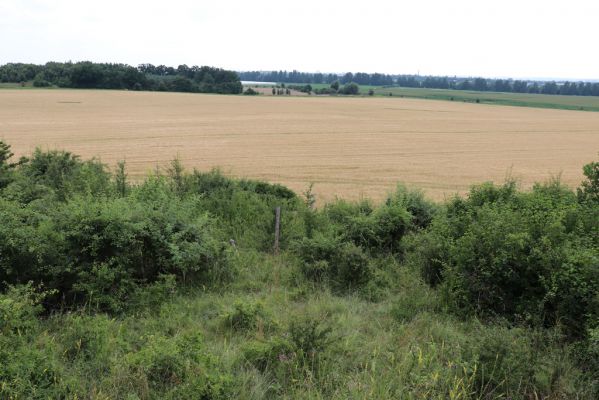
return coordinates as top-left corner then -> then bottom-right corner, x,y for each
5,250 -> 592,399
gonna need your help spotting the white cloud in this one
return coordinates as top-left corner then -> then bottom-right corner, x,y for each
0,0 -> 597,79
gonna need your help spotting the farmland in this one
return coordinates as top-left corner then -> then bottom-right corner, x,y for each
370,86 -> 599,111
1,89 -> 598,203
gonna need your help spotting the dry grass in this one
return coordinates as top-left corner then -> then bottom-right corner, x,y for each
1,89 -> 598,202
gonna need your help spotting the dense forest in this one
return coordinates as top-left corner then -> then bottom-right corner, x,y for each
0,140 -> 597,398
239,70 -> 599,96
0,62 -> 243,94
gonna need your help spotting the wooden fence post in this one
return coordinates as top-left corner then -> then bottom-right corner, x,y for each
274,206 -> 281,254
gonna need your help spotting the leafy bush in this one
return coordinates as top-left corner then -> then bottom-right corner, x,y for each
241,317 -> 334,392
577,159 -> 599,203
461,325 -> 541,396
414,175 -> 599,339
0,285 -> 65,399
243,87 -> 259,95
0,141 -> 19,189
220,300 -> 274,334
188,169 -> 303,251
21,148 -> 112,200
0,284 -> 47,336
324,198 -> 412,253
32,73 -> 51,87
294,234 -> 371,289
59,313 -> 113,363
386,184 -> 438,230
0,189 -> 231,312
125,333 -> 231,398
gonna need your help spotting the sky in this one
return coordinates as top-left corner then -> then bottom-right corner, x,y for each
1,0 -> 598,80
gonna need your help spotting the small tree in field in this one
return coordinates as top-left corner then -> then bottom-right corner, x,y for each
341,82 -> 359,95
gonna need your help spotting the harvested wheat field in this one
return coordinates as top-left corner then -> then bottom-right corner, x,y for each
1,89 -> 598,202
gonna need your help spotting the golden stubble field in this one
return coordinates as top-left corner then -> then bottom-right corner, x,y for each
1,89 -> 598,203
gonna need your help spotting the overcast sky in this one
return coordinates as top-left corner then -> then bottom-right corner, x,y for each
1,0 -> 598,80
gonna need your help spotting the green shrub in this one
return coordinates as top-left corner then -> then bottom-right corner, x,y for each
125,333 -> 231,398
59,314 -> 113,363
0,284 -> 46,336
56,196 -> 230,311
386,184 -> 438,230
288,318 -> 334,358
324,197 -> 411,253
220,300 -> 274,334
33,73 -> 51,87
415,176 -> 599,340
0,191 -> 231,312
294,234 -> 371,290
463,325 -> 537,396
333,242 -> 371,288
0,285 -> 66,399
577,159 -> 599,204
0,140 -> 19,189
242,337 -> 295,372
21,148 -> 112,200
407,229 -> 449,286
130,274 -> 177,311
243,87 -> 259,95
241,317 -> 334,392
190,170 -> 304,251
585,326 -> 599,378
391,290 -> 437,323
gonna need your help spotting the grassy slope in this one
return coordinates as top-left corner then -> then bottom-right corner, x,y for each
13,250 -> 590,399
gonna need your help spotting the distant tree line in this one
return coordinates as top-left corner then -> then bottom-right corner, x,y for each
0,62 -> 243,94
239,70 -> 599,97
418,76 -> 599,96
239,70 -> 395,86
312,81 -> 360,95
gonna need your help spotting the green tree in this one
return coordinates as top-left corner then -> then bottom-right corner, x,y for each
577,158 -> 599,203
341,82 -> 359,95
115,160 -> 127,197
0,141 -> 16,188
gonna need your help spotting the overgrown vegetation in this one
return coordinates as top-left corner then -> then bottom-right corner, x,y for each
0,141 -> 597,398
